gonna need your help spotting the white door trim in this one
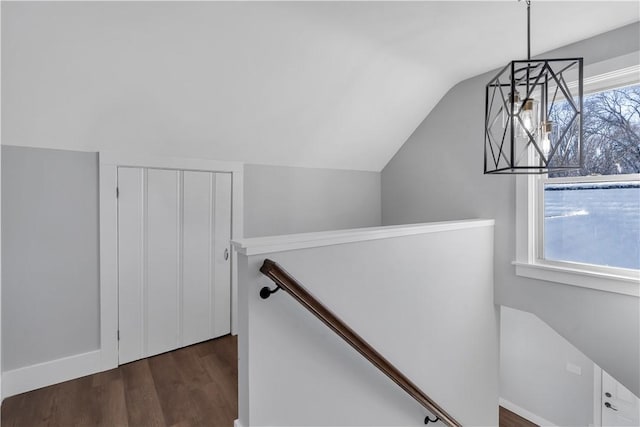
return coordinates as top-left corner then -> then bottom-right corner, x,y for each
594,365 -> 603,427
99,152 -> 243,370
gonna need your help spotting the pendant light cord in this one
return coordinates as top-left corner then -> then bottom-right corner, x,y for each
519,0 -> 532,60
526,0 -> 531,61
519,0 -> 532,94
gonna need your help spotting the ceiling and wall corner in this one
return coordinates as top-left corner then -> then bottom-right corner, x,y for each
1,1 -> 638,172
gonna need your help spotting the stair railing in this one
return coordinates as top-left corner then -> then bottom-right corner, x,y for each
259,258 -> 462,427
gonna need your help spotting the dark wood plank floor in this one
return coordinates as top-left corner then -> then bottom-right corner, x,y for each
1,335 -> 238,427
2,335 -> 536,427
499,406 -> 539,427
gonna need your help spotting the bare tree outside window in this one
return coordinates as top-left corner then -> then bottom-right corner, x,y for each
549,84 -> 640,178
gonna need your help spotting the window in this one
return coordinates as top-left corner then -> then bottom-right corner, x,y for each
542,178 -> 639,270
515,60 -> 640,296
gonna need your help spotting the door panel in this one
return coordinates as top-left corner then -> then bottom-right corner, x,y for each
602,370 -> 640,427
213,173 -> 232,337
117,167 -> 145,364
182,171 -> 213,346
146,169 -> 180,357
117,167 -> 232,365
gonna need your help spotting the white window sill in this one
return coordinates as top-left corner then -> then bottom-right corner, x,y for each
514,261 -> 640,297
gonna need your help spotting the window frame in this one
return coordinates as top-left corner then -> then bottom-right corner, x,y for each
514,54 -> 640,297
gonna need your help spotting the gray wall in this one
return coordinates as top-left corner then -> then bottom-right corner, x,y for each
1,146 -> 381,372
244,164 -> 381,238
1,146 -> 100,371
501,306 -> 595,426
382,22 -> 640,398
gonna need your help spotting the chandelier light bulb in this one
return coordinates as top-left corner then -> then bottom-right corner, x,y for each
512,91 -> 521,115
540,121 -> 553,157
519,98 -> 538,138
503,91 -> 521,128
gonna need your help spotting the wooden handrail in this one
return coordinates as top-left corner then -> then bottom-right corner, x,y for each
259,258 -> 462,427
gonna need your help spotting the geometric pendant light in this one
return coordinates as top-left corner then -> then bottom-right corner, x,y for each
484,0 -> 584,174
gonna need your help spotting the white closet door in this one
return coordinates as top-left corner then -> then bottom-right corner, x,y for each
117,167 -> 231,365
182,171 -> 214,347
213,173 -> 232,336
117,167 -> 145,364
145,169 -> 180,357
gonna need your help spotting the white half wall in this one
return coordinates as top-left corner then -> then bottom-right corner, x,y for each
234,220 -> 498,426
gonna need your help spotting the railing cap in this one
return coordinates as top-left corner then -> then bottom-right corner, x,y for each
233,219 -> 495,256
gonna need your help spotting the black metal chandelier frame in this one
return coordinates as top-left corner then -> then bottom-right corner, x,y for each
484,0 -> 584,175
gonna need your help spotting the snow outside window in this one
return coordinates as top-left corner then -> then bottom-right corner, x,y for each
540,83 -> 639,271
515,60 -> 640,297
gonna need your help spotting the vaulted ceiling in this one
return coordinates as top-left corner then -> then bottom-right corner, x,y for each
2,1 -> 638,171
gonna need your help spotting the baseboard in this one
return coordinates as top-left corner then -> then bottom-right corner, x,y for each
500,397 -> 557,427
233,420 -> 244,427
2,349 -> 103,398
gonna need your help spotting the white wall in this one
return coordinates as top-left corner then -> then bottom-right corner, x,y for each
0,1 -> 451,172
501,306 -> 596,427
7,1 -> 633,174
235,221 -> 498,426
244,164 -> 381,238
381,23 -> 640,397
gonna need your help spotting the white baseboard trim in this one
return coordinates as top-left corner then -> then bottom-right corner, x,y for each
2,349 -> 103,398
233,420 -> 244,427
500,397 -> 557,427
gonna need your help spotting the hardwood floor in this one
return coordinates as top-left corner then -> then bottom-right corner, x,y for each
1,335 -> 238,427
499,406 -> 539,427
2,335 -> 536,427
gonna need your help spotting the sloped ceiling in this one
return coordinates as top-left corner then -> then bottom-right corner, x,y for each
2,1 -> 638,171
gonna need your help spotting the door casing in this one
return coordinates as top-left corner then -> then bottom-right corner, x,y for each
99,152 -> 243,370
594,366 -> 640,427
